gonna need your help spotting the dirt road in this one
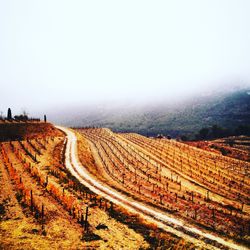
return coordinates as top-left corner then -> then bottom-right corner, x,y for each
56,126 -> 248,250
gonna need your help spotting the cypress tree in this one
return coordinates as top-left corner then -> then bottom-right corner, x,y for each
7,108 -> 12,120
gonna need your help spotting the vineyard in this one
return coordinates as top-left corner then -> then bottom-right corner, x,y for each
0,135 -> 149,249
1,122 -> 249,249
0,124 -> 200,249
78,128 -> 250,246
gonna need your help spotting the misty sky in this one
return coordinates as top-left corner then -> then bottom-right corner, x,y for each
0,0 -> 250,115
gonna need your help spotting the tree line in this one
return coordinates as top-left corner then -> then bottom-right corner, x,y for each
195,124 -> 250,140
0,108 -> 47,122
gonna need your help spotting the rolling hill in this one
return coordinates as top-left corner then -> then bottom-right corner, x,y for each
49,88 -> 250,138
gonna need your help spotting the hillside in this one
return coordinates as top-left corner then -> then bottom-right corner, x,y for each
101,89 -> 250,137
0,122 -> 63,141
76,127 -> 250,249
1,123 -> 249,249
50,88 -> 250,138
0,124 -> 195,249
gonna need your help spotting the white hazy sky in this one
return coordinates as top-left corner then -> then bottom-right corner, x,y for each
0,0 -> 250,115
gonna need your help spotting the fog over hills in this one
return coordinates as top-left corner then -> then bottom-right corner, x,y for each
45,86 -> 250,138
1,1 -> 250,138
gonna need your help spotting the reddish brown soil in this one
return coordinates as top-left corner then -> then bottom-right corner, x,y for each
185,136 -> 250,162
0,125 -> 151,249
76,128 -> 250,248
0,122 -> 63,141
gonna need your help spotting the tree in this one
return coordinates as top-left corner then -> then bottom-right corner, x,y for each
180,135 -> 189,141
21,109 -> 28,117
14,114 -> 28,121
199,127 -> 209,140
219,147 -> 230,156
44,115 -> 47,123
7,108 -> 12,120
211,125 -> 219,138
235,125 -> 250,136
210,124 -> 231,139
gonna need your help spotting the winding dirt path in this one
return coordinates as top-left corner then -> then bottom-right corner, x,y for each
57,126 -> 248,250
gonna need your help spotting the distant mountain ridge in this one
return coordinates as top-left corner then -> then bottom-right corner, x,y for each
50,88 -> 250,138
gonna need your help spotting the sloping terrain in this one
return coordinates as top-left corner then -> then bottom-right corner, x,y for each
0,123 -> 196,249
0,123 -> 150,249
1,122 -> 249,249
0,122 -> 63,141
185,136 -> 250,162
77,128 -> 250,249
50,89 -> 250,137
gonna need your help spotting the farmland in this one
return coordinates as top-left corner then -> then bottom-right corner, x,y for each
0,123 -> 197,249
77,128 -> 250,248
0,121 -> 249,249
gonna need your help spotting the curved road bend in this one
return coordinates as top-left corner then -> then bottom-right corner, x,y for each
56,126 -> 248,250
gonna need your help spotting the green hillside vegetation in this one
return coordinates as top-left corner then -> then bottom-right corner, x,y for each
92,89 -> 250,138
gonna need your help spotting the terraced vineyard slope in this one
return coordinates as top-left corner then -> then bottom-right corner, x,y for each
1,123 -> 196,249
77,128 -> 250,249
